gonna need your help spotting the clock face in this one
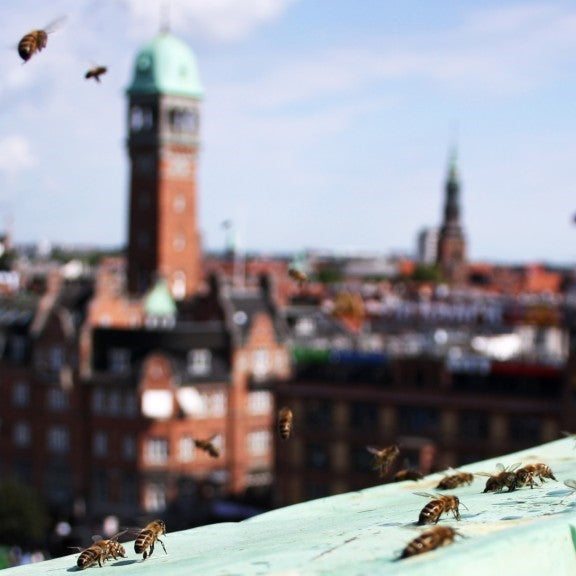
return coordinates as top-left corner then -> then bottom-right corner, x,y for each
130,106 -> 154,132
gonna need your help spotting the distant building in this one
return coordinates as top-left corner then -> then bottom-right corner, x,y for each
437,150 -> 467,284
417,227 -> 439,264
274,289 -> 569,506
0,32 -> 290,535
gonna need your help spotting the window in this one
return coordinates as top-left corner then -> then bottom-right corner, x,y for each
125,392 -> 138,417
350,402 -> 379,431
173,195 -> 186,212
145,437 -> 169,465
173,234 -> 186,252
13,421 -> 31,447
49,346 -> 65,371
122,434 -> 136,461
247,391 -> 272,415
253,349 -> 270,381
47,388 -> 68,412
179,436 -> 196,462
144,482 -> 166,512
172,271 -> 186,300
207,391 -> 226,417
305,399 -> 332,428
93,431 -> 108,457
12,381 -> 30,407
508,414 -> 541,443
350,445 -> 373,473
306,443 -> 330,470
92,389 -> 105,415
187,349 -> 212,376
47,426 -> 69,453
458,411 -> 489,440
10,336 -> 26,362
109,391 -> 121,416
108,348 -> 131,374
247,430 -> 271,456
397,407 -> 439,437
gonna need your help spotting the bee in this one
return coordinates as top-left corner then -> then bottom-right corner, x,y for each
77,534 -> 126,569
134,519 -> 167,560
399,526 -> 460,559
435,471 -> 474,490
515,463 -> 557,489
288,267 -> 308,285
366,444 -> 400,478
479,463 -> 520,493
18,17 -> 66,63
414,492 -> 463,525
85,65 -> 108,82
277,406 -> 293,440
394,469 -> 424,482
194,435 -> 220,458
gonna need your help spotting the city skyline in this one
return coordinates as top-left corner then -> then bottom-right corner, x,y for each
1,1 -> 576,264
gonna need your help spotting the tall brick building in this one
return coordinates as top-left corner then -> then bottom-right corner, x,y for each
126,32 -> 204,299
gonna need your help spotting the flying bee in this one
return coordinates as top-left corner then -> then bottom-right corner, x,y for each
479,463 -> 520,493
194,435 -> 220,458
85,65 -> 108,82
288,267 -> 308,286
77,534 -> 126,569
436,471 -> 474,490
414,492 -> 464,525
399,526 -> 461,559
394,469 -> 424,482
561,479 -> 576,504
277,406 -> 293,440
134,519 -> 167,560
366,444 -> 400,478
515,463 -> 557,489
18,17 -> 66,62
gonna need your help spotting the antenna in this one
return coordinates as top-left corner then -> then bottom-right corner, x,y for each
160,0 -> 171,33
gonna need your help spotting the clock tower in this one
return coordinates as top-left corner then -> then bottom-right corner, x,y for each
126,32 -> 203,299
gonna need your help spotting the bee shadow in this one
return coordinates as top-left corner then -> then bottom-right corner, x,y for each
111,559 -> 139,566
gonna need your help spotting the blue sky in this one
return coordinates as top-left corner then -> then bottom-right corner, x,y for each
1,1 -> 576,264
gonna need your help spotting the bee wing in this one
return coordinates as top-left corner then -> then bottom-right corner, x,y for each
44,16 -> 67,34
366,446 -> 381,455
564,479 -> 576,490
495,463 -> 505,472
413,491 -> 437,499
91,535 -> 104,543
506,462 -> 522,472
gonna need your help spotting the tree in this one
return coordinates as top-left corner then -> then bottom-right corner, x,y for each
0,479 -> 48,545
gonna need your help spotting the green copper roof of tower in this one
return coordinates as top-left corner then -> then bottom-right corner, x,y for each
128,32 -> 204,98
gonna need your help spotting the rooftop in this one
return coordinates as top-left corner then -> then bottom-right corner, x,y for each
6,437 -> 576,575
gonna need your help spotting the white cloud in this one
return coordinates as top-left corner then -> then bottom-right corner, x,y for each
123,0 -> 299,42
0,136 -> 35,174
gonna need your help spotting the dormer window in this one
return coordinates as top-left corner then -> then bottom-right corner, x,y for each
187,349 -> 211,376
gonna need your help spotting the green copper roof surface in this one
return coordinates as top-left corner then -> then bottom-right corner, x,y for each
144,278 -> 177,317
5,438 -> 576,575
128,32 -> 204,98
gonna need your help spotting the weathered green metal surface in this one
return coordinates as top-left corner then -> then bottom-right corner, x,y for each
4,437 -> 576,575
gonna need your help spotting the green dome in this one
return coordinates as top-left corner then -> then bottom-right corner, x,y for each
144,278 -> 177,318
128,32 -> 204,98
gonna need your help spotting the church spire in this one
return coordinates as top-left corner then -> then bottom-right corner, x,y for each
436,146 -> 467,285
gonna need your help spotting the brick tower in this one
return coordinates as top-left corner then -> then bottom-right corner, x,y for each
437,150 -> 467,284
126,32 -> 204,299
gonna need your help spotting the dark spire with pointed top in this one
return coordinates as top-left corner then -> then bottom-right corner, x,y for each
437,146 -> 467,284
443,147 -> 461,228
